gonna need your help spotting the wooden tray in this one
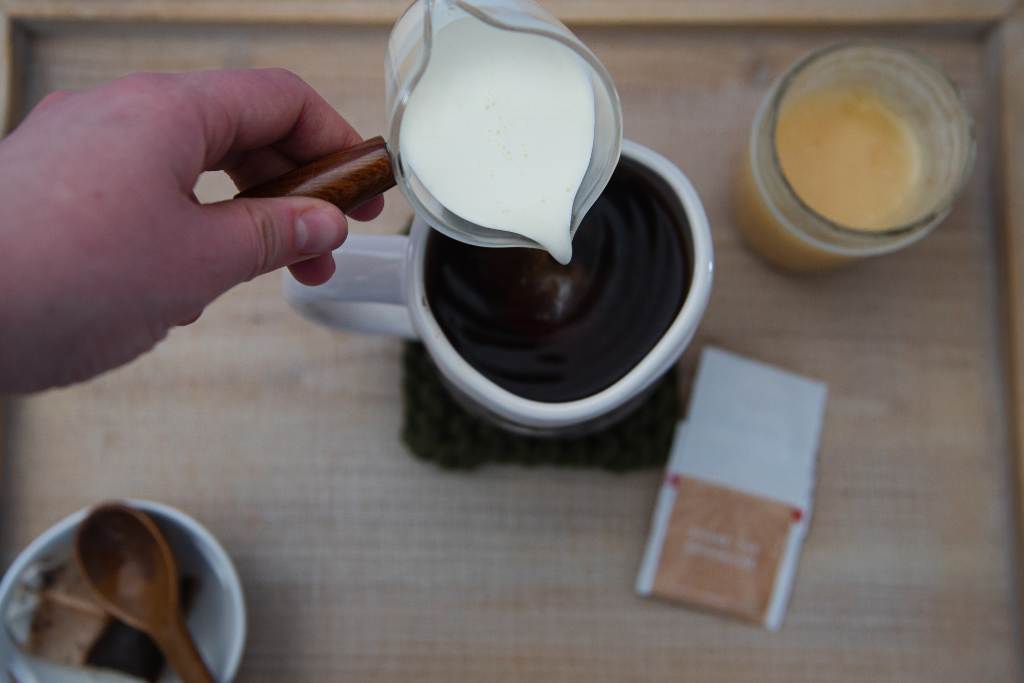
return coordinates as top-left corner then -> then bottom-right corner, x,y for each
2,1 -> 1023,680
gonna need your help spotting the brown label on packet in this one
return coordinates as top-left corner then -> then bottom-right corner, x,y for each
651,476 -> 796,623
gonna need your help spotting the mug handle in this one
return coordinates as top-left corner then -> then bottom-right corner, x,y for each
283,234 -> 418,339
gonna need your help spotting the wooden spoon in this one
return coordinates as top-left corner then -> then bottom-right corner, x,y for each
74,503 -> 215,683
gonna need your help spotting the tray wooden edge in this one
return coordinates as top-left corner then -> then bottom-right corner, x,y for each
0,1 -> 1019,133
1,11 -> 10,482
998,8 -> 1024,639
0,0 -> 1018,27
1,12 -> 11,136
0,3 -> 1021,646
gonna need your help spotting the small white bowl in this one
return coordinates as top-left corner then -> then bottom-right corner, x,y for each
0,500 -> 246,682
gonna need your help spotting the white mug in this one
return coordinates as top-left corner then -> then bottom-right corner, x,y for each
284,139 -> 714,434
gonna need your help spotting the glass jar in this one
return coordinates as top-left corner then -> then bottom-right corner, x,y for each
736,43 -> 975,272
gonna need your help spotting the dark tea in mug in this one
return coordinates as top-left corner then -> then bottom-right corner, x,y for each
424,158 -> 693,403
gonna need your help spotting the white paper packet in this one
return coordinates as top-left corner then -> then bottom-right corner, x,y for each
636,347 -> 827,630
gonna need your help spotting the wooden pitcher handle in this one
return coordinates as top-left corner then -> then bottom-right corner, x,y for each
237,135 -> 396,212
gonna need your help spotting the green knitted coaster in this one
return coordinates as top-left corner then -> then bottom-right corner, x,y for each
401,342 -> 680,471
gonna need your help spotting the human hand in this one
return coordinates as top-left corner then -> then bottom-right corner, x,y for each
0,68 -> 384,393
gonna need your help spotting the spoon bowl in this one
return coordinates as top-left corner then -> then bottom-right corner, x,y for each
75,503 -> 179,630
75,503 -> 216,683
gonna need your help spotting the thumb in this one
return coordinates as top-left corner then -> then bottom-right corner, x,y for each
200,196 -> 348,286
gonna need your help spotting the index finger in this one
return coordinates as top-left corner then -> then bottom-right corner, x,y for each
174,68 -> 365,176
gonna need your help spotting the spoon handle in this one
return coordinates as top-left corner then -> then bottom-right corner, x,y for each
236,135 -> 396,212
158,614 -> 216,683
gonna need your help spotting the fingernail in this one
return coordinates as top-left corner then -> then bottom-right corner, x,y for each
176,311 -> 202,327
296,207 -> 346,254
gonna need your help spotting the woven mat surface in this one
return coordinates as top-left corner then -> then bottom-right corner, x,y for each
401,343 -> 680,470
